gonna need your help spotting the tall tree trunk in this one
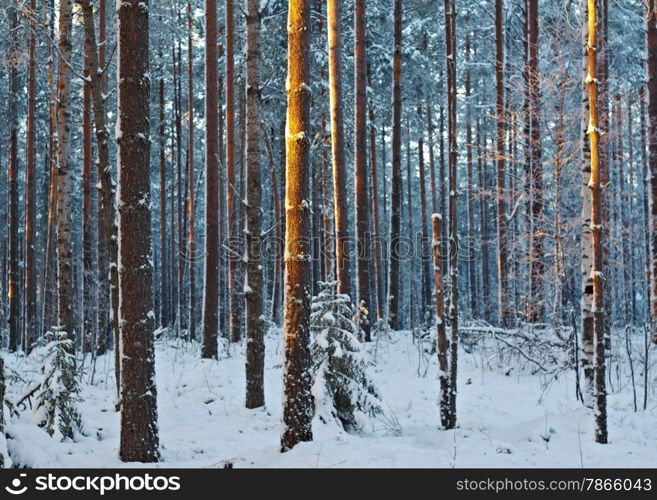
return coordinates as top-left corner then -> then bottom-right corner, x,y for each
495,0 -> 508,327
202,0 -> 219,358
580,3 -> 594,397
187,1 -> 197,341
354,0 -> 371,339
226,0 -> 241,343
25,0 -> 38,353
7,5 -> 20,352
80,0 -> 120,388
585,0 -> 608,444
159,80 -> 169,329
426,102 -> 438,215
417,107 -> 431,312
464,36 -> 477,318
245,0 -> 265,407
328,0 -> 352,298
527,0 -> 544,323
83,52 -> 97,353
648,0 -> 657,343
388,0 -> 403,330
281,0 -> 314,451
117,0 -> 160,462
640,87 -> 651,320
444,0 -> 458,429
173,24 -> 185,332
218,39 -> 228,337
368,93 -> 384,322
478,121 -> 491,322
41,0 -> 58,338
432,215 -> 449,427
405,120 -> 416,328
55,0 -> 76,342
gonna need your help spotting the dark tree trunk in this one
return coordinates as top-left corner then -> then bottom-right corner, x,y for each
202,0 -> 220,358
117,0 -> 160,462
159,80 -> 169,329
245,0 -> 265,407
648,0 -> 657,343
226,0 -> 242,343
187,1 -> 197,341
495,0 -> 509,327
7,5 -> 20,352
25,0 -> 38,353
355,0 -> 371,339
388,0 -> 403,330
444,0 -> 458,429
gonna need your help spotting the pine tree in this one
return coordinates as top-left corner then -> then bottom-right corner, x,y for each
354,0 -> 371,341
648,0 -> 657,344
245,0 -> 265,407
7,3 -> 20,353
55,0 -> 76,343
226,0 -> 242,343
202,0 -> 220,359
495,0 -> 508,327
444,0 -> 458,430
328,0 -> 352,299
387,0 -> 403,330
281,0 -> 314,451
117,0 -> 160,462
310,281 -> 384,432
24,0 -> 38,354
585,0 -> 608,444
186,0 -> 197,341
79,0 -> 120,385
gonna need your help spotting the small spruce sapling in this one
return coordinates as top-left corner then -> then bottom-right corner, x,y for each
31,328 -> 83,441
310,281 -> 384,432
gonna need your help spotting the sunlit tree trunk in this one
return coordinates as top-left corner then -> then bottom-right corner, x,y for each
580,4 -> 594,397
432,215 -> 449,427
328,0 -> 352,298
281,0 -> 314,451
585,0 -> 608,444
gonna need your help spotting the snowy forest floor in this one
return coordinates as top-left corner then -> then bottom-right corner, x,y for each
4,329 -> 656,468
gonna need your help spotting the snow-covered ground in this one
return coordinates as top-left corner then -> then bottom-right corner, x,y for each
3,329 -> 656,468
